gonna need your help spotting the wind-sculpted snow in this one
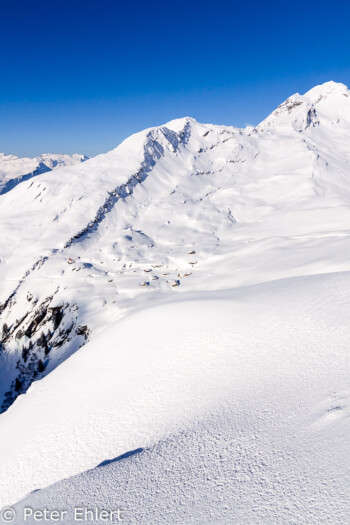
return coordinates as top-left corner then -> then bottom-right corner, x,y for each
1,81 -> 350,413
1,273 -> 349,523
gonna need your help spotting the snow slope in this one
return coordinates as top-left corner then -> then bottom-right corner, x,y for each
1,80 -> 350,522
1,81 -> 350,413
0,152 -> 88,195
0,272 -> 349,523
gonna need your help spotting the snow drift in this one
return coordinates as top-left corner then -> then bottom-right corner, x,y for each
0,80 -> 350,523
1,272 -> 349,523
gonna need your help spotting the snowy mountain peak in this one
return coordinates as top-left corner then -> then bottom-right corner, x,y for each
38,153 -> 89,170
0,152 -> 19,160
1,81 -> 350,522
304,80 -> 349,101
164,116 -> 197,132
1,81 -> 350,416
258,81 -> 350,132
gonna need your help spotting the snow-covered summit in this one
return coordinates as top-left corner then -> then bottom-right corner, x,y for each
1,81 -> 350,521
259,80 -> 350,132
1,81 -> 350,414
304,79 -> 349,101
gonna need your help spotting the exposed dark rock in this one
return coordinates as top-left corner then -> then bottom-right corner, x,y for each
50,306 -> 64,330
76,325 -> 89,338
2,323 -> 9,341
37,359 -> 45,374
52,323 -> 75,348
25,309 -> 48,338
22,346 -> 29,363
306,108 -> 320,128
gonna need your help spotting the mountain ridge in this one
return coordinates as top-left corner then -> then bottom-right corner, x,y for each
1,80 -> 350,412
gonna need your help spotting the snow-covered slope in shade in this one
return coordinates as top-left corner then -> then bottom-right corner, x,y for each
0,272 -> 349,523
1,81 -> 350,413
0,152 -> 89,195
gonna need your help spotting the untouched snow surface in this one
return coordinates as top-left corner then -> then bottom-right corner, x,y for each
0,272 -> 349,523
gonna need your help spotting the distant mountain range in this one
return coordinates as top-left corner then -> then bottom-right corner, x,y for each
0,152 -> 89,195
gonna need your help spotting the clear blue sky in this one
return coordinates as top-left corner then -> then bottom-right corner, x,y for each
1,0 -> 350,157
